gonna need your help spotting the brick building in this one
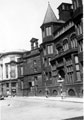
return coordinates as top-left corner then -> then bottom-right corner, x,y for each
17,0 -> 83,97
18,38 -> 42,96
40,1 -> 83,97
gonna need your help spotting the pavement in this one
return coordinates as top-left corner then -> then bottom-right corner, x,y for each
9,96 -> 83,103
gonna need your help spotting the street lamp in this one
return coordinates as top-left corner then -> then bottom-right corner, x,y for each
57,75 -> 64,99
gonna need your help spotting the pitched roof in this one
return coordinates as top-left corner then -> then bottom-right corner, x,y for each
43,3 -> 57,24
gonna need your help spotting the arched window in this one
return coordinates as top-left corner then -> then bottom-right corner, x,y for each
68,89 -> 76,96
56,43 -> 63,54
63,39 -> 69,51
70,33 -> 77,48
53,90 -> 58,96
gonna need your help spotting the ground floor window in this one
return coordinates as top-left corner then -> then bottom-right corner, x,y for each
53,90 -> 58,96
68,89 -> 75,96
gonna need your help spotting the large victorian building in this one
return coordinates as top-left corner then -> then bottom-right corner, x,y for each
40,0 -> 83,97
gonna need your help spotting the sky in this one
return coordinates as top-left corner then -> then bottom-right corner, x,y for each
0,0 -> 72,53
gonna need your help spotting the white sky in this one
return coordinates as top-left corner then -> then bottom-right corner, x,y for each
0,0 -> 72,52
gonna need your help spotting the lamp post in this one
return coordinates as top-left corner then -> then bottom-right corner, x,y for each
57,75 -> 64,99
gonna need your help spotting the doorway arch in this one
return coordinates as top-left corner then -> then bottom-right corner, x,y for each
68,89 -> 76,96
58,69 -> 65,79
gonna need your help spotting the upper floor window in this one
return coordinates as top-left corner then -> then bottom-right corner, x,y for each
46,27 -> 52,36
73,0 -> 79,10
44,48 -> 46,56
55,48 -> 59,55
70,34 -> 77,48
34,68 -> 37,72
5,64 -> 8,78
56,44 -> 63,54
48,58 -> 51,66
42,28 -> 45,38
0,64 -> 3,79
63,39 -> 69,51
47,45 -> 53,54
11,82 -> 16,87
33,60 -> 36,65
10,64 -> 16,78
10,56 -> 15,61
74,55 -> 81,81
62,4 -> 65,10
75,22 -> 83,36
44,58 -> 47,67
20,66 -> 23,75
79,40 -> 83,52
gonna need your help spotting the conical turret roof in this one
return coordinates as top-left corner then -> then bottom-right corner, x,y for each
43,3 -> 58,24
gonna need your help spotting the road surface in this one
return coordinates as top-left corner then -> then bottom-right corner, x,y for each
0,97 -> 83,120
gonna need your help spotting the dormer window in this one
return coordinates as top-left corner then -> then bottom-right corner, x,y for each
46,27 -> 52,36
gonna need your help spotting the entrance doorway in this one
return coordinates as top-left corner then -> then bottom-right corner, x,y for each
58,69 -> 65,79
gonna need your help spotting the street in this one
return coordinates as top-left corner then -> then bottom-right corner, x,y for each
0,97 -> 83,120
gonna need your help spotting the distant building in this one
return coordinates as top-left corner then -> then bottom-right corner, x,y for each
0,52 -> 24,96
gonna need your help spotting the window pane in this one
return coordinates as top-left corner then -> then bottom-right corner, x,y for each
49,27 -> 52,35
48,45 -> 53,54
76,71 -> 81,81
76,64 -> 80,70
75,56 -> 79,63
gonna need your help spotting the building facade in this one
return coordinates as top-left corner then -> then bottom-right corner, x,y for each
40,1 -> 83,97
0,52 -> 23,96
1,0 -> 83,97
18,38 -> 42,96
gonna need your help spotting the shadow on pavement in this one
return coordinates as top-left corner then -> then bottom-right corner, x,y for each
63,116 -> 83,120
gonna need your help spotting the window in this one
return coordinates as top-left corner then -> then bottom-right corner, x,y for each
44,58 -> 47,67
11,82 -> 16,87
48,58 -> 51,66
49,72 -> 52,79
47,45 -> 53,54
62,4 -> 65,10
44,48 -> 46,55
76,0 -> 79,8
79,41 -> 83,52
73,1 -> 77,10
70,34 -> 77,48
46,72 -> 48,81
34,68 -> 37,72
10,64 -> 16,78
6,83 -> 9,87
63,39 -> 69,51
74,56 -> 79,63
76,24 -> 83,35
56,44 -> 63,54
46,27 -> 52,36
74,55 -> 81,81
42,28 -> 45,38
21,66 -> 23,75
10,56 -> 15,61
55,48 -> 58,55
34,76 -> 38,86
0,64 -> 3,79
66,57 -> 74,83
5,64 -> 8,78
34,60 -> 36,65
